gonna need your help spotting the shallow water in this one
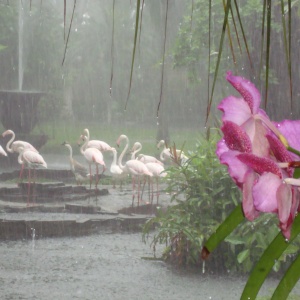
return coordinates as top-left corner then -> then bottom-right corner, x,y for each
1,232 -> 297,300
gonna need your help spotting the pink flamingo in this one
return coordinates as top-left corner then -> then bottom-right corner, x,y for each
78,128 -> 113,152
117,134 -> 152,206
131,142 -> 164,165
80,135 -> 106,189
2,129 -> 38,181
17,147 -> 47,206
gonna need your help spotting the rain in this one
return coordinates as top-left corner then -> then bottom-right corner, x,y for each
0,1 -> 300,299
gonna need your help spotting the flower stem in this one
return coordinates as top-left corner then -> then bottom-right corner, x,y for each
287,146 -> 300,157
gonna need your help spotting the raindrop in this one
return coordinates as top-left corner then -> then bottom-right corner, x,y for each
157,121 -> 159,126
285,238 -> 289,243
202,261 -> 205,274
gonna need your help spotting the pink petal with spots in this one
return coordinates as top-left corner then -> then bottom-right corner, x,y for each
237,153 -> 282,178
221,121 -> 252,153
252,172 -> 282,213
226,71 -> 261,114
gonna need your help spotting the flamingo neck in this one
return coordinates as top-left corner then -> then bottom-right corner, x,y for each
118,136 -> 129,170
80,136 -> 89,155
111,150 -> 117,166
132,143 -> 142,160
66,144 -> 73,158
6,131 -> 15,153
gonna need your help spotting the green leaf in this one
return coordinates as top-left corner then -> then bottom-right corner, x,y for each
237,249 -> 250,264
241,214 -> 300,300
271,251 -> 300,300
225,236 -> 245,245
201,204 -> 244,259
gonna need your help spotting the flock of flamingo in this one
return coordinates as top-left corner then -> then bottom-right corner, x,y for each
0,128 -> 188,207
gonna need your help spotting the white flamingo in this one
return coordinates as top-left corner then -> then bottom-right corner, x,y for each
62,141 -> 89,185
17,147 -> 47,206
109,147 -> 127,190
0,145 -> 7,157
156,139 -> 188,165
78,128 -> 113,152
2,129 -> 38,181
143,161 -> 167,205
117,134 -> 152,206
131,142 -> 164,165
80,135 -> 106,189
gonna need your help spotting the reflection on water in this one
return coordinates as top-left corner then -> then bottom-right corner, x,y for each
0,232 -> 293,300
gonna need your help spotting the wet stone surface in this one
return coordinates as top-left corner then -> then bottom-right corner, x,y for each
0,169 -> 167,240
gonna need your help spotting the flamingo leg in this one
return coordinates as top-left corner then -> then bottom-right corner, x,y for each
27,168 -> 31,207
137,176 -> 141,207
19,163 -> 24,184
140,177 -> 146,202
32,168 -> 37,205
156,178 -> 159,205
131,175 -> 136,207
149,177 -> 151,204
95,164 -> 99,189
89,164 -> 92,189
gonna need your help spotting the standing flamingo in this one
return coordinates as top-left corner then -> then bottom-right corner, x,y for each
109,147 -> 127,190
78,128 -> 113,152
157,139 -> 188,165
117,134 -> 152,206
2,129 -> 38,181
131,142 -> 164,165
143,162 -> 167,205
80,135 -> 106,190
17,147 -> 47,206
62,141 -> 89,185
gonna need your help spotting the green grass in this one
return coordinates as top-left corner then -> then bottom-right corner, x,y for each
32,120 -> 202,156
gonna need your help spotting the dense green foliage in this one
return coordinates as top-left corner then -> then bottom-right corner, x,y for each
143,131 -> 300,274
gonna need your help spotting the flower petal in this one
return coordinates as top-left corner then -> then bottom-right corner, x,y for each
277,183 -> 293,240
226,71 -> 261,114
218,95 -> 252,126
276,120 -> 300,158
252,172 -> 282,213
221,121 -> 252,153
219,150 -> 250,187
242,170 -> 260,221
237,153 -> 282,178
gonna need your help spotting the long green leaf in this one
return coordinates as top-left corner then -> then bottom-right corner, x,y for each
271,251 -> 300,300
206,0 -> 231,124
201,204 -> 244,259
125,0 -> 141,110
264,0 -> 271,108
241,214 -> 300,300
